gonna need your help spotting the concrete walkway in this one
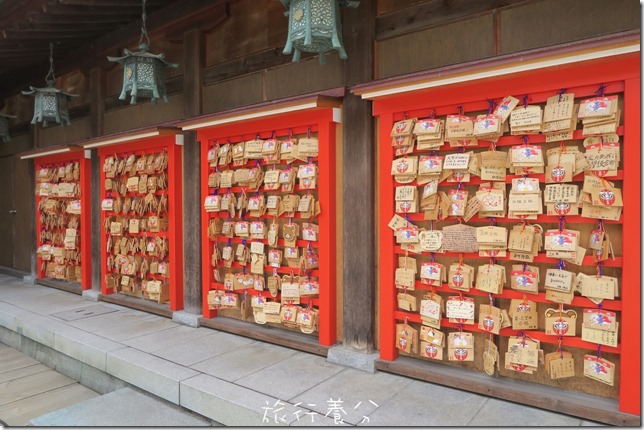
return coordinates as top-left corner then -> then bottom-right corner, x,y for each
0,274 -> 604,427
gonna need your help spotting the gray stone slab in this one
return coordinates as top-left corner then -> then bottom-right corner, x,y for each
78,362 -> 129,395
291,368 -> 415,425
106,347 -> 200,404
0,382 -> 99,426
66,309 -> 158,333
153,331 -> 253,366
14,294 -> 90,316
190,341 -> 298,382
0,369 -> 76,406
0,334 -> 19,351
50,305 -> 116,321
53,322 -> 125,371
180,373 -> 297,426
289,413 -> 351,427
172,310 -> 201,327
81,289 -> 100,301
29,387 -> 210,427
0,288 -> 61,305
0,302 -> 38,332
0,363 -> 49,383
93,316 -> 177,342
327,345 -> 379,373
236,352 -> 345,401
122,325 -> 213,353
362,379 -> 488,426
0,347 -> 40,373
14,315 -> 67,348
35,343 -> 84,381
468,397 -> 582,426
581,419 -> 608,426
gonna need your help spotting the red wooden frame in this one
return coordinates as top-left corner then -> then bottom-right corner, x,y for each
373,53 -> 640,415
34,150 -> 92,290
97,135 -> 184,311
195,106 -> 338,346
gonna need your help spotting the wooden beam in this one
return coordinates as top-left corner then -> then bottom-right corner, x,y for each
20,22 -> 123,32
36,279 -> 82,295
181,28 -> 204,315
0,0 -> 226,98
341,0 -> 376,351
202,47 -> 291,86
1,29 -> 108,39
55,0 -> 166,7
0,0 -> 48,28
164,2 -> 228,42
27,12 -> 132,24
100,293 -> 173,318
41,3 -> 152,15
375,0 -> 533,40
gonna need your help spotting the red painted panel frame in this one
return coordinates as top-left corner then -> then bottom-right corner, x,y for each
34,151 -> 92,290
373,53 -> 640,414
196,107 -> 338,346
97,135 -> 184,311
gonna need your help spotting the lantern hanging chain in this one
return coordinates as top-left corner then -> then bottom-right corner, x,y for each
46,42 -> 55,82
138,0 -> 150,48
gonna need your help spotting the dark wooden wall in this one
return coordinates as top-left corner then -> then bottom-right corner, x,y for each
0,0 -> 638,345
375,0 -> 640,78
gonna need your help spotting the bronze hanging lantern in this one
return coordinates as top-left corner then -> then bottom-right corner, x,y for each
0,113 -> 16,142
281,0 -> 359,64
22,43 -> 79,127
107,0 -> 178,105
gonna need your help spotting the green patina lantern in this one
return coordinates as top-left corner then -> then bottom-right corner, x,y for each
281,0 -> 359,64
22,43 -> 79,127
107,0 -> 178,105
0,113 -> 16,142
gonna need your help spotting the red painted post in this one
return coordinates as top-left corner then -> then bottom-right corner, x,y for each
317,116 -> 337,346
167,136 -> 184,311
80,154 -> 92,290
98,150 -> 109,294
34,158 -> 44,280
378,112 -> 398,361
619,76 -> 640,415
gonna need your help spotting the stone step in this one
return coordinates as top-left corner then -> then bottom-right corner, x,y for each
28,387 -> 214,427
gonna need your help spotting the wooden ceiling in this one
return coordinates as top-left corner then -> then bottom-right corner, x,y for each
0,0 -> 228,98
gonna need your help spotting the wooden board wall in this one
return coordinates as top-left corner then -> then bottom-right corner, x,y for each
205,0 -> 287,67
375,0 -> 640,79
0,133 -> 34,273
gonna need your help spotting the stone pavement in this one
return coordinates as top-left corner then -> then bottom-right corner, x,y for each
0,343 -> 98,426
0,343 -> 211,427
0,274 -> 604,427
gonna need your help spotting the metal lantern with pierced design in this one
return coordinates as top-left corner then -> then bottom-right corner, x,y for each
107,0 -> 178,105
22,43 -> 78,127
0,113 -> 16,142
281,0 -> 359,64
